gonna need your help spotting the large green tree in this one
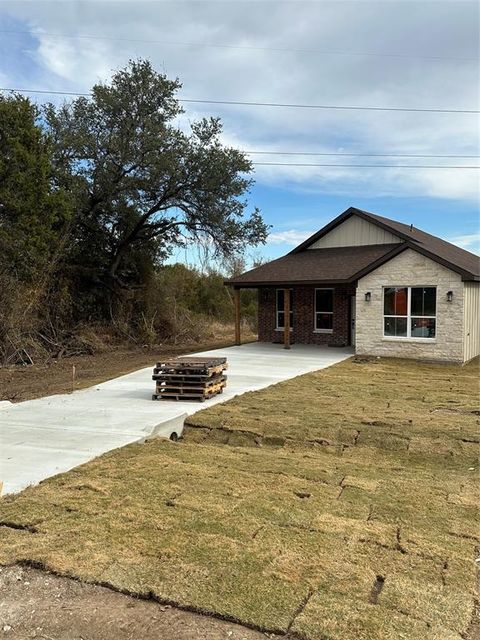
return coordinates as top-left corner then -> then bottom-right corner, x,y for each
45,59 -> 267,296
0,94 -> 71,283
0,94 -> 72,362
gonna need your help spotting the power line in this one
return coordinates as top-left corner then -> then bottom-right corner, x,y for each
0,87 -> 475,160
0,88 -> 90,97
0,87 -> 477,114
0,29 -> 476,62
180,98 -> 479,115
246,151 -> 479,159
252,162 -> 479,169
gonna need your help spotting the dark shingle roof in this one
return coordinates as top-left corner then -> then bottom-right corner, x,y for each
227,208 -> 479,286
357,210 -> 479,278
226,243 -> 404,286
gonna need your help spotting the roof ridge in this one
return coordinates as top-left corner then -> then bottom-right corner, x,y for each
352,208 -> 479,261
350,208 -> 424,243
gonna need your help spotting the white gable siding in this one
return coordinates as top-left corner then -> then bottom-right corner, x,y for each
464,282 -> 480,362
308,215 -> 401,249
355,248 -> 465,363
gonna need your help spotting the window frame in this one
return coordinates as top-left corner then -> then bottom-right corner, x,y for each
383,286 -> 437,341
314,288 -> 334,334
275,288 -> 293,331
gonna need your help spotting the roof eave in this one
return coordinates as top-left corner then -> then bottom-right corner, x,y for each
349,243 -> 409,280
350,241 -> 478,281
225,243 -> 410,288
225,278 -> 355,288
403,243 -> 478,281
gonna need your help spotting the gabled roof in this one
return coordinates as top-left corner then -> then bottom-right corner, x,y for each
292,207 -> 480,280
227,207 -> 479,287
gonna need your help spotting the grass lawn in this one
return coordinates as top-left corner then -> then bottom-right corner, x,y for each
0,357 -> 478,639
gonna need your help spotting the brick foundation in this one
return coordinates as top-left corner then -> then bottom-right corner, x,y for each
257,285 -> 356,346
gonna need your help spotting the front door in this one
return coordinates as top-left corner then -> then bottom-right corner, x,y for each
350,296 -> 356,347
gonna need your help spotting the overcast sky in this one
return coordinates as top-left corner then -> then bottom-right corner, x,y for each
0,0 -> 479,262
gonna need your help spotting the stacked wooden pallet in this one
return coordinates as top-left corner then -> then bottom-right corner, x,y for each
152,356 -> 228,402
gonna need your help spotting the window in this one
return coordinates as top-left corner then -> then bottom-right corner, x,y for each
315,288 -> 334,332
276,289 -> 293,329
384,287 -> 436,339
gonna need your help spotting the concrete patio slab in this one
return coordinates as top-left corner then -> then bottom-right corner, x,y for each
0,343 -> 352,495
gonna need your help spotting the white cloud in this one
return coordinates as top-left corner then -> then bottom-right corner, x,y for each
449,233 -> 480,253
35,32 -> 111,84
2,0 -> 478,202
267,229 -> 313,245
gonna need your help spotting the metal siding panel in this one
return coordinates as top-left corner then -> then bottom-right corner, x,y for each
464,282 -> 480,361
309,215 -> 401,248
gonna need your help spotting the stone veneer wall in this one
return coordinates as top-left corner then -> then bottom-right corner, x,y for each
356,249 -> 465,363
257,285 -> 355,346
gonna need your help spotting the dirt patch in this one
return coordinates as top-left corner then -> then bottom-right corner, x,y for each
467,598 -> 480,640
0,565 -> 274,640
0,335 -> 254,403
465,547 -> 480,640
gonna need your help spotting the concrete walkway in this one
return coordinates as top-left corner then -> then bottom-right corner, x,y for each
0,343 -> 352,495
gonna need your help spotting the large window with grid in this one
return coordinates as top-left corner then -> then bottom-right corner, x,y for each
276,289 -> 293,329
315,288 -> 334,332
384,287 -> 437,339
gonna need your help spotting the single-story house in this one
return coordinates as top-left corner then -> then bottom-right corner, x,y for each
227,208 -> 480,364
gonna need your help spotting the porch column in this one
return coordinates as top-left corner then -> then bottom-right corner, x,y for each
284,287 -> 291,350
234,288 -> 241,345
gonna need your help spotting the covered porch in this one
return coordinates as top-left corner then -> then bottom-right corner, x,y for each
226,241 -> 402,350
232,284 -> 357,350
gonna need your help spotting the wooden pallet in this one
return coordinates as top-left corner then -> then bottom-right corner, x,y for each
161,356 -> 227,367
152,380 -> 226,402
154,357 -> 228,378
152,372 -> 228,384
152,371 -> 223,381
152,356 -> 228,402
154,375 -> 227,391
154,365 -> 226,377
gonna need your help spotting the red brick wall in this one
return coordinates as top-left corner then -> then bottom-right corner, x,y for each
257,285 -> 356,346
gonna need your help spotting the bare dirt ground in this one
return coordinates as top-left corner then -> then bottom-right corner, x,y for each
469,600 -> 480,640
0,565 -> 275,640
0,335 -> 254,403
